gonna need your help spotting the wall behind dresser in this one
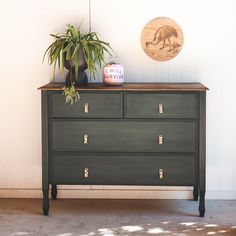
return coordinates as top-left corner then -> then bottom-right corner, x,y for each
0,0 -> 235,199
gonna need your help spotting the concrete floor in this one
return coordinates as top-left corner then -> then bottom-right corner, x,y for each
0,199 -> 235,236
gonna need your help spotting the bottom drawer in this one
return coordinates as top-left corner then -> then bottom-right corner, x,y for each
51,154 -> 196,186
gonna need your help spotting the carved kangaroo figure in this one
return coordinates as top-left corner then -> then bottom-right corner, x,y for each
146,25 -> 178,51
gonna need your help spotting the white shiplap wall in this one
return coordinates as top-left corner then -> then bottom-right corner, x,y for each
0,0 -> 236,199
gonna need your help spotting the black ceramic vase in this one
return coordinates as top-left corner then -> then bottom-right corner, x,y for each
65,70 -> 88,86
64,46 -> 88,86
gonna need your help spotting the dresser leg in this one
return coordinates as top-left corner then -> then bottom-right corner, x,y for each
199,191 -> 205,217
193,185 -> 199,201
43,189 -> 49,216
51,185 -> 57,200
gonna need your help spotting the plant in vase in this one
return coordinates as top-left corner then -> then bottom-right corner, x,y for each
43,24 -> 113,104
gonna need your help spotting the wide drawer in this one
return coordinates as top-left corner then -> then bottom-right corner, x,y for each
49,91 -> 123,118
51,154 -> 196,186
125,92 -> 198,118
50,121 -> 197,152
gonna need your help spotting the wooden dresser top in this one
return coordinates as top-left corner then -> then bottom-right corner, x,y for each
38,82 -> 209,91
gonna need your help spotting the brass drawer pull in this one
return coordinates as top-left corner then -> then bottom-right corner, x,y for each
83,134 -> 88,144
159,169 -> 164,179
84,102 -> 89,113
158,103 -> 164,114
84,168 -> 89,178
158,134 -> 164,144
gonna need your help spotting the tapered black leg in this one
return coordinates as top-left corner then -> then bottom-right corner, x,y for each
199,191 -> 205,217
193,185 -> 199,201
43,189 -> 49,216
51,185 -> 57,200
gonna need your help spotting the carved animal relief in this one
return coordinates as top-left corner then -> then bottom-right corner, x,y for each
141,17 -> 184,61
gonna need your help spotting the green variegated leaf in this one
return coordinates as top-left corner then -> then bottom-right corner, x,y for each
43,23 -> 113,104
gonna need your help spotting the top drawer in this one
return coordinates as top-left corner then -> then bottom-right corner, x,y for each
125,92 -> 198,118
49,91 -> 123,118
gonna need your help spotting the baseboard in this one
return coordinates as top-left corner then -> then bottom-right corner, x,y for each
0,186 -> 192,199
0,187 -> 235,199
206,190 -> 236,200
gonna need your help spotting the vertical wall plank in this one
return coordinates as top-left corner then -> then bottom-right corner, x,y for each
168,63 -> 182,82
155,63 -> 169,82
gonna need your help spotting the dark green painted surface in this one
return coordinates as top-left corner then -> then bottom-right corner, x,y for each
41,91 -> 49,189
51,154 -> 196,186
41,86 -> 207,216
50,91 -> 123,118
199,92 -> 206,217
41,91 -> 49,215
199,92 -> 206,192
125,92 -> 198,118
50,121 -> 197,153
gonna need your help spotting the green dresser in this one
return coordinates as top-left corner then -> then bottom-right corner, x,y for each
39,82 -> 208,216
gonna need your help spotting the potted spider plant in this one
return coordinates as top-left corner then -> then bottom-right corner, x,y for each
43,24 -> 113,104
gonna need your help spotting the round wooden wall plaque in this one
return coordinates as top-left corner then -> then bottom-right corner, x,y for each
141,17 -> 184,61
